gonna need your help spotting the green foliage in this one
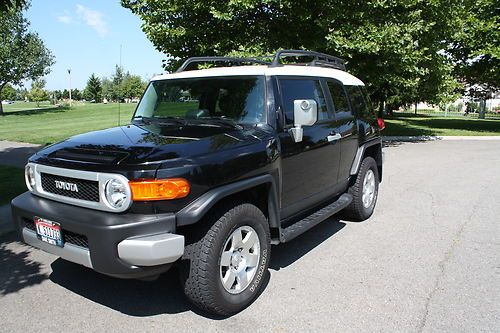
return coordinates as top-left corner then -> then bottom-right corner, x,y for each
0,3 -> 55,114
84,73 -> 102,102
71,88 -> 82,101
121,74 -> 146,99
122,0 -> 465,109
1,84 -> 16,100
448,0 -> 499,97
27,78 -> 49,106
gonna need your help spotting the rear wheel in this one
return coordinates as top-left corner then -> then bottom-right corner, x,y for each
179,202 -> 270,316
343,156 -> 379,221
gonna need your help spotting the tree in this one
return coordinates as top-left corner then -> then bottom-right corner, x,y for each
71,88 -> 82,101
111,65 -> 124,101
122,0 -> 463,110
1,84 -> 16,100
27,78 -> 49,106
0,3 -> 55,115
84,73 -> 102,102
0,0 -> 26,12
101,77 -> 113,100
122,74 -> 146,100
448,0 -> 499,118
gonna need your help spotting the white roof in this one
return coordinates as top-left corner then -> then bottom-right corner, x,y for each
151,65 -> 364,86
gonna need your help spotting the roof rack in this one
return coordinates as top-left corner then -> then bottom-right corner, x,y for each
175,57 -> 270,73
175,50 -> 346,72
271,50 -> 346,71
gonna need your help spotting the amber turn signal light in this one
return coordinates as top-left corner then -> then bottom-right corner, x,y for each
129,178 -> 190,201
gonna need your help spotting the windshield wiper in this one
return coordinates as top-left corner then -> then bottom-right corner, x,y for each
134,116 -> 185,126
197,117 -> 243,130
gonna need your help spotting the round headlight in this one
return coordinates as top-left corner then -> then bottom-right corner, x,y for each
104,178 -> 129,209
25,165 -> 36,191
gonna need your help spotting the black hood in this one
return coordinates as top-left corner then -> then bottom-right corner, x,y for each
33,122 -> 268,166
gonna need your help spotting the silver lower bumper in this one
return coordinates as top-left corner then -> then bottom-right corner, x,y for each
117,233 -> 184,266
23,228 -> 93,268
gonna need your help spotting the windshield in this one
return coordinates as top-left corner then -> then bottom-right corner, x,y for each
134,76 -> 266,125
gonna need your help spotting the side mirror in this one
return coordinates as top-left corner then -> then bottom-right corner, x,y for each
290,99 -> 317,143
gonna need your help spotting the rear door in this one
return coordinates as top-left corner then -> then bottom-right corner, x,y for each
277,77 -> 341,219
325,80 -> 359,182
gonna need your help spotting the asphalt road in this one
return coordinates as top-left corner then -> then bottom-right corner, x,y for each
1,140 -> 499,332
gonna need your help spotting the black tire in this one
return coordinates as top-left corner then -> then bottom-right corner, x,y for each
343,156 -> 379,221
179,201 -> 271,316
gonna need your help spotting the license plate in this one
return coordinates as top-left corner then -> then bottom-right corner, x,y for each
34,217 -> 63,247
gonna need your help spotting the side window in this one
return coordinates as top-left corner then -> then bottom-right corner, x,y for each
327,81 -> 351,117
345,85 -> 372,119
279,78 -> 329,124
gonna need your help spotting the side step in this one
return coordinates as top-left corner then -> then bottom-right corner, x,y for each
279,193 -> 352,243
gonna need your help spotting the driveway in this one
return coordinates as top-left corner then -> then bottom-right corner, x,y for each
0,140 -> 499,332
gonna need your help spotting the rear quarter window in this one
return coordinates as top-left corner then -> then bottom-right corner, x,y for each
345,85 -> 376,120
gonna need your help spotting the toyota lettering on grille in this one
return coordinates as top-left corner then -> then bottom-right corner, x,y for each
54,180 -> 79,192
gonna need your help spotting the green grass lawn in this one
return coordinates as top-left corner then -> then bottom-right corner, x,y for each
2,102 -> 500,144
384,115 -> 500,136
0,103 -> 136,144
2,101 -> 54,112
0,165 -> 26,205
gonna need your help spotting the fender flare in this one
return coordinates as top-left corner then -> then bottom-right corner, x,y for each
350,137 -> 382,176
176,174 -> 280,227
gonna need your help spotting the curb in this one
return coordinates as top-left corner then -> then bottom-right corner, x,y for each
383,136 -> 500,142
0,204 -> 14,236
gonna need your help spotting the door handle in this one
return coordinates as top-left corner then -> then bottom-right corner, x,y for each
327,133 -> 342,142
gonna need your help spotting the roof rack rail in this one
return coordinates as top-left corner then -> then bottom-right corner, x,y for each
176,57 -> 270,73
271,50 -> 346,71
175,50 -> 346,73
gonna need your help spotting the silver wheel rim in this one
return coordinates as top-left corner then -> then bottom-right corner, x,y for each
362,169 -> 376,208
219,225 -> 260,294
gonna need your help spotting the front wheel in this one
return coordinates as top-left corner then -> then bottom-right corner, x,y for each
343,156 -> 379,221
179,202 -> 271,316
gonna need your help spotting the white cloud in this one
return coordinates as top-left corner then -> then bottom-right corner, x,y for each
57,15 -> 73,24
76,4 -> 109,37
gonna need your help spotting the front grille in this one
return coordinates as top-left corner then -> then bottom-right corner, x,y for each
24,219 -> 89,249
40,173 -> 99,202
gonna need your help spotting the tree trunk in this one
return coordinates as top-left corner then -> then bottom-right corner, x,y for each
478,99 -> 486,119
0,83 -> 5,116
414,102 -> 417,115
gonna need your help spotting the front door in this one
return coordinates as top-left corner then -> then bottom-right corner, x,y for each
277,77 -> 341,219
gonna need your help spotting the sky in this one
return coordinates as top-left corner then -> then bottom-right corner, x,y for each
24,0 -> 166,90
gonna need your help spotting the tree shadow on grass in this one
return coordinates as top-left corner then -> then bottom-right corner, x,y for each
3,106 -> 69,116
0,232 -> 48,295
405,118 -> 500,134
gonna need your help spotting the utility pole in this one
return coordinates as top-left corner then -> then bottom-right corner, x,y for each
68,69 -> 72,107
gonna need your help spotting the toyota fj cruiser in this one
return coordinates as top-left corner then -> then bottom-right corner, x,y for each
11,50 -> 384,316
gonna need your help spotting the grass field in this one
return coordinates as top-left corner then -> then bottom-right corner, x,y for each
2,102 -> 500,145
0,103 -> 136,144
0,165 -> 26,205
384,115 -> 500,136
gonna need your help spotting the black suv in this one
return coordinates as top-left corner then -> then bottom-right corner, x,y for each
12,50 -> 384,316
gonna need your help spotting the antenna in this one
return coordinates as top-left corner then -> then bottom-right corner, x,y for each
118,44 -> 122,126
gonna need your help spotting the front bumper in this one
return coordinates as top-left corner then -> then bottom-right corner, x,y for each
11,192 -> 184,279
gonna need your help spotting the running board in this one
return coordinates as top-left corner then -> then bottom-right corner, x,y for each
279,193 -> 352,243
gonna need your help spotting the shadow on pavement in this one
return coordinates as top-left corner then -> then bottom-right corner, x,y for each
0,145 -> 42,168
0,232 -> 48,295
48,218 -> 345,317
50,261 -> 193,316
270,217 -> 346,270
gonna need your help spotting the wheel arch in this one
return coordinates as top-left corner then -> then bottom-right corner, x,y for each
350,138 -> 383,182
176,174 -> 280,229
